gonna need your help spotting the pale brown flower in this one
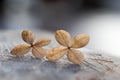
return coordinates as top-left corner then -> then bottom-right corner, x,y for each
11,30 -> 51,59
46,30 -> 90,64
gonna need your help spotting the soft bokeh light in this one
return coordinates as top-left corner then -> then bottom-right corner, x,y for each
73,13 -> 120,57
1,0 -> 120,58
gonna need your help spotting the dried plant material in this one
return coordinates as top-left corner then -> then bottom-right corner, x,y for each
71,34 -> 90,48
22,30 -> 34,44
67,49 -> 84,64
34,38 -> 51,47
46,47 -> 68,61
11,44 -> 31,56
47,30 -> 90,64
32,46 -> 47,59
55,30 -> 71,47
11,30 -> 51,59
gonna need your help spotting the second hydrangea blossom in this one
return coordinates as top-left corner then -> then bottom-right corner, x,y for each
46,30 -> 90,64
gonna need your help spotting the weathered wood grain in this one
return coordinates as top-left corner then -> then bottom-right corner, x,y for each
0,30 -> 119,80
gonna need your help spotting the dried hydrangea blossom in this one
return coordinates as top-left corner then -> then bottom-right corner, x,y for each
46,30 -> 90,64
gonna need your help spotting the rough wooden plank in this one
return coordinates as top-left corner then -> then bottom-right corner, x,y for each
0,30 -> 119,80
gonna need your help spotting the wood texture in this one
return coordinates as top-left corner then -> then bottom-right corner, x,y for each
0,30 -> 119,80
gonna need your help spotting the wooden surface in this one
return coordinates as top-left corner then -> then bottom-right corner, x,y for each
0,30 -> 119,80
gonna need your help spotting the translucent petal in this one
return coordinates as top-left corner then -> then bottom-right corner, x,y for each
34,38 -> 51,47
67,49 -> 84,64
11,44 -> 31,56
71,34 -> 90,48
32,46 -> 47,59
55,30 -> 71,47
46,46 -> 68,61
22,30 -> 34,44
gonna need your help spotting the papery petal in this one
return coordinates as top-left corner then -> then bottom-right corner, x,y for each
55,30 -> 71,47
71,34 -> 90,48
32,46 -> 47,59
11,44 -> 31,56
34,38 -> 51,47
22,30 -> 34,44
67,49 -> 84,64
46,46 -> 68,61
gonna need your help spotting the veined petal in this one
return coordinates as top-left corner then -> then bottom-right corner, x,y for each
46,46 -> 68,61
55,30 -> 71,47
71,34 -> 90,48
32,46 -> 47,59
34,38 -> 51,47
22,30 -> 34,44
11,44 -> 31,56
67,49 -> 84,64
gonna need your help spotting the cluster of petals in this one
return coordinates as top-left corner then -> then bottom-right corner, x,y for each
11,30 -> 51,59
46,30 -> 90,64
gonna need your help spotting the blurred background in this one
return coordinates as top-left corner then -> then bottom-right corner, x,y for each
0,0 -> 120,57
